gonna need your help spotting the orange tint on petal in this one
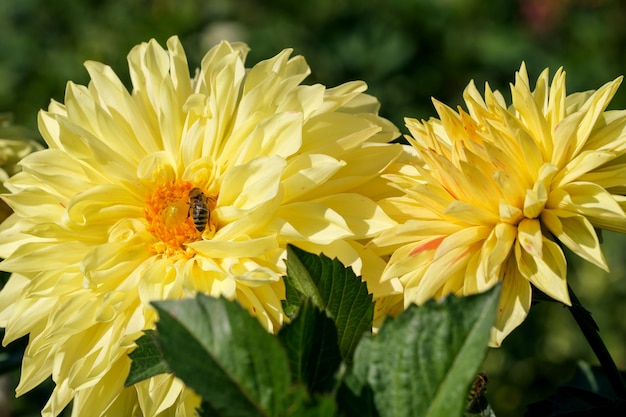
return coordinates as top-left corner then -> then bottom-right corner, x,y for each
410,235 -> 445,256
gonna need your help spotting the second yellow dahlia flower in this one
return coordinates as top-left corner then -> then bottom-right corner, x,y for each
372,63 -> 626,346
0,37 -> 402,416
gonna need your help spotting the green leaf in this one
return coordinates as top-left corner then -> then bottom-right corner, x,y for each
284,245 -> 375,360
287,394 -> 338,417
282,267 -> 305,318
125,330 -> 169,386
278,299 -> 342,393
283,246 -> 325,314
336,376 -> 379,417
347,285 -> 501,417
152,294 -> 292,417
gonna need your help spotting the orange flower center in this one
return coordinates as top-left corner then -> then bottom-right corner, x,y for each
144,180 -> 211,258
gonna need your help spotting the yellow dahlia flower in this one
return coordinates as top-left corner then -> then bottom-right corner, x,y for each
372,63 -> 626,346
0,37 -> 402,416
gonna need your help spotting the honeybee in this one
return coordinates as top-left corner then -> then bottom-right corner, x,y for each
466,372 -> 489,415
187,188 -> 212,232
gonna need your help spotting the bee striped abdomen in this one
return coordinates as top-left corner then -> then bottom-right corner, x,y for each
188,188 -> 211,232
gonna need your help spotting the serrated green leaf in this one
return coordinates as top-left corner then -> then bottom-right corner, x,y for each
153,294 -> 292,417
285,245 -> 374,360
348,285 -> 501,417
278,299 -> 342,393
125,330 -> 169,386
282,269 -> 304,318
284,245 -> 325,312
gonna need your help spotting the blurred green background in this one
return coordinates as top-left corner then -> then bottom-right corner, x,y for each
1,0 -> 626,416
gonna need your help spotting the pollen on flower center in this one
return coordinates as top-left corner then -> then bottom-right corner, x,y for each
144,180 -> 206,257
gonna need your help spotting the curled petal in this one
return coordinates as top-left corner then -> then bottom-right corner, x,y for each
515,237 -> 570,305
542,209 -> 607,270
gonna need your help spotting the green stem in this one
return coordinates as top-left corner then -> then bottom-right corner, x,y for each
567,285 -> 626,399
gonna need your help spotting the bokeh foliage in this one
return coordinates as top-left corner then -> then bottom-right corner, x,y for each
1,1 -> 626,416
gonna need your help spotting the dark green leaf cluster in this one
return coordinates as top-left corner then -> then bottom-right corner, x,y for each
127,245 -> 501,417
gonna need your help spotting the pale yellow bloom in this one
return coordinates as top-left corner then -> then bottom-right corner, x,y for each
372,64 -> 626,346
0,37 -> 402,416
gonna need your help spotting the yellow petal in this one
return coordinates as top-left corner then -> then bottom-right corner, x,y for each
218,156 -> 285,210
185,258 -> 236,298
478,222 -> 517,286
552,150 -> 616,188
523,163 -> 557,218
498,201 -> 524,223
2,187 -> 66,225
70,359 -> 136,416
517,218 -> 542,258
281,153 -> 345,202
434,225 -> 491,259
274,202 -> 351,244
235,282 -> 285,333
84,60 -> 160,159
489,258 -> 532,347
444,200 -> 499,225
188,235 -> 279,259
17,347 -> 54,395
18,148 -> 103,198
224,111 -> 303,167
81,239 -> 150,286
300,111 -> 382,155
541,209 -> 607,270
510,71 -> 552,158
414,245 -> 474,304
307,142 -> 402,199
583,109 -> 626,154
215,197 -> 282,239
313,193 -> 396,238
136,373 -> 183,415
66,184 -> 144,225
549,181 -> 625,219
314,80 -> 367,115
515,237 -> 570,305
0,241 -> 88,272
572,77 -> 622,156
42,378 -> 74,417
380,242 -> 434,284
371,219 -> 463,248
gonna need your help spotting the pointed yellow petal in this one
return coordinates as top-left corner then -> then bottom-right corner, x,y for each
489,259 -> 531,347
478,222 -> 517,287
552,150 -> 616,188
517,218 -> 542,258
541,209 -> 607,270
523,163 -> 557,218
515,237 -> 570,305
372,219 -> 463,248
380,242 -> 433,284
549,181 -> 625,220
413,245 -> 473,304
